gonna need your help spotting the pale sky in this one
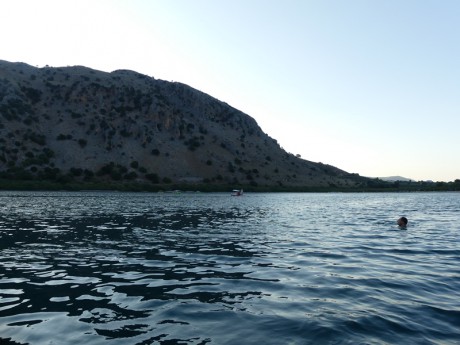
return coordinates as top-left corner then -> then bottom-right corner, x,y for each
1,0 -> 459,182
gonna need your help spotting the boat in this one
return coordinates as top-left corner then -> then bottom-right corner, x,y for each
231,189 -> 243,196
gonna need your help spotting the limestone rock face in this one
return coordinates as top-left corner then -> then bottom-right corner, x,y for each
0,60 -> 365,188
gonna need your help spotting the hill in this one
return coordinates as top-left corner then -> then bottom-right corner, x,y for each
379,176 -> 413,182
0,60 -> 369,190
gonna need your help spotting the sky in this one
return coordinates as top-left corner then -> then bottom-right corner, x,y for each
1,0 -> 459,182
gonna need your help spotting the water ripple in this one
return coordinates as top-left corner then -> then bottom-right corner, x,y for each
1,191 -> 459,344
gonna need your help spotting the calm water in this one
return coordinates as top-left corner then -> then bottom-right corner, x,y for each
0,191 -> 459,345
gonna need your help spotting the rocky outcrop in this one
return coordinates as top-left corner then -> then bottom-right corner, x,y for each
0,60 -> 366,188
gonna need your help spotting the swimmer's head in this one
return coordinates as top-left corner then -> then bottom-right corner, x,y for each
397,217 -> 408,227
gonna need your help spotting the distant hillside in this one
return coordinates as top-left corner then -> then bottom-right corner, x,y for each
379,176 -> 413,182
0,60 -> 369,189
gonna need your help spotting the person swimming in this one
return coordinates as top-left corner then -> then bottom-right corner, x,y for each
397,217 -> 408,227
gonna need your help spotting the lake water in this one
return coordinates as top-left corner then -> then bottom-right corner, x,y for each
0,191 -> 459,345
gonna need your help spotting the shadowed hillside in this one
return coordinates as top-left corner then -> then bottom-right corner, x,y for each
0,60 -> 368,190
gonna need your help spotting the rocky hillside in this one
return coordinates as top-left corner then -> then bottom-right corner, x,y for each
0,60 -> 367,189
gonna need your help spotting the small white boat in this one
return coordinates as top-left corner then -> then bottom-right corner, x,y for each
231,189 -> 243,196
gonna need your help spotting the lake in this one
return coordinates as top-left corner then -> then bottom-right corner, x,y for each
0,191 -> 459,344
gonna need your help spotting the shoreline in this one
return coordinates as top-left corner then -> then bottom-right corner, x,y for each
1,179 -> 459,193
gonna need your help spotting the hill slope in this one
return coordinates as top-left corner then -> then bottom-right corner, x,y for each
0,60 -> 367,189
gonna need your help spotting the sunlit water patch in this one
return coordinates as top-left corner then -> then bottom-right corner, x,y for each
0,191 -> 459,344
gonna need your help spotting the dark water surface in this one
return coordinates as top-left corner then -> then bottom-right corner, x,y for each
0,191 -> 459,344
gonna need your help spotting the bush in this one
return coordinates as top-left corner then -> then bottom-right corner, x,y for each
57,174 -> 74,184
57,134 -> 72,140
124,171 -> 138,180
185,137 -> 200,151
83,169 -> 94,180
40,167 -> 61,180
145,173 -> 159,183
28,133 -> 46,146
110,171 -> 122,180
97,162 -> 115,176
8,167 -> 33,180
70,168 -> 83,176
